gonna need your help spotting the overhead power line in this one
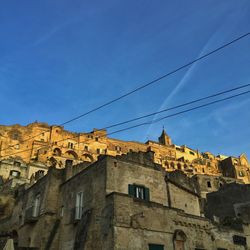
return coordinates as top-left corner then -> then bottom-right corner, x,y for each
60,32 -> 250,126
1,87 -> 249,160
1,32 -> 249,153
107,90 -> 250,136
102,83 -> 250,130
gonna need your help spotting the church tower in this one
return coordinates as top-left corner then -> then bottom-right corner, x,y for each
158,129 -> 172,146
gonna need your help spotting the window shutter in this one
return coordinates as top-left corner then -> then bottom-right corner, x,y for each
144,187 -> 150,201
128,184 -> 135,196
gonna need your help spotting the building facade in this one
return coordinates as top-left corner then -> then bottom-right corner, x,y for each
0,152 -> 249,250
0,122 -> 249,184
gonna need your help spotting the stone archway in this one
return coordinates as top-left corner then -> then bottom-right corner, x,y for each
53,148 -> 62,156
65,150 -> 78,160
173,230 -> 187,250
82,153 -> 94,162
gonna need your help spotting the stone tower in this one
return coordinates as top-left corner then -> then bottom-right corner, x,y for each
158,129 -> 172,146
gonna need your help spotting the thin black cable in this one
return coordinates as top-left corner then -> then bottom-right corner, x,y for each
60,32 -> 250,126
1,89 -> 249,159
107,90 -> 250,136
103,83 -> 250,130
1,32 -> 249,153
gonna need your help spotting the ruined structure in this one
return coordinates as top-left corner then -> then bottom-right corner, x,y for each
0,152 -> 249,250
0,122 -> 249,184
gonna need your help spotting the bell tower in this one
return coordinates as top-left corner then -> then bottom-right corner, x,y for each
158,128 -> 172,146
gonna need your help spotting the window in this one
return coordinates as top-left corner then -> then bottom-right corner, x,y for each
95,137 -> 98,141
135,186 -> 145,199
10,170 -> 20,177
84,145 -> 88,151
128,184 -> 150,201
60,206 -> 64,217
12,133 -> 19,140
14,161 -> 21,167
65,159 -> 73,168
238,171 -> 245,177
33,194 -> 41,217
189,151 -> 195,155
148,244 -> 164,250
173,230 -> 186,250
96,148 -> 101,154
75,192 -> 83,220
207,181 -> 212,188
68,142 -> 74,149
115,146 -> 121,152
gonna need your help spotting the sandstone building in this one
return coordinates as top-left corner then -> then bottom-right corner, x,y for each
0,122 -> 249,184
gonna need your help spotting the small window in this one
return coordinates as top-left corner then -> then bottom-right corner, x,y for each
12,133 -> 19,140
135,186 -> 145,199
189,151 -> 195,155
33,194 -> 41,217
115,146 -> 121,152
148,244 -> 164,250
68,142 -> 74,149
65,159 -> 73,167
207,181 -> 212,188
238,171 -> 245,177
60,206 -> 64,217
10,170 -> 21,177
95,137 -> 98,141
84,145 -> 88,151
14,161 -> 21,167
75,192 -> 83,220
96,148 -> 100,154
128,184 -> 150,201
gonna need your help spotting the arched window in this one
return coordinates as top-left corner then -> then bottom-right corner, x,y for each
53,148 -> 62,156
165,161 -> 169,169
177,163 -> 182,170
170,162 -> 175,169
173,230 -> 187,250
65,150 -> 78,160
82,153 -> 94,162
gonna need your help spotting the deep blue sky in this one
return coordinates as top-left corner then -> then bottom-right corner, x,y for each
1,1 -> 250,158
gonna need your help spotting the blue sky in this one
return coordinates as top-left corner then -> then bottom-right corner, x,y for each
1,0 -> 250,158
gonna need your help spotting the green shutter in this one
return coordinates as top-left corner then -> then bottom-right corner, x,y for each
148,244 -> 164,250
145,187 -> 150,201
128,184 -> 135,196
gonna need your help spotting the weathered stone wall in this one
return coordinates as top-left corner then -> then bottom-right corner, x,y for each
110,193 -> 246,250
205,183 -> 250,222
167,182 -> 200,216
106,154 -> 168,206
58,158 -> 108,250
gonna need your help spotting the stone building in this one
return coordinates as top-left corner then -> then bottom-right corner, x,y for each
0,122 -> 249,184
205,183 -> 250,224
0,152 -> 249,250
0,157 -> 48,190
